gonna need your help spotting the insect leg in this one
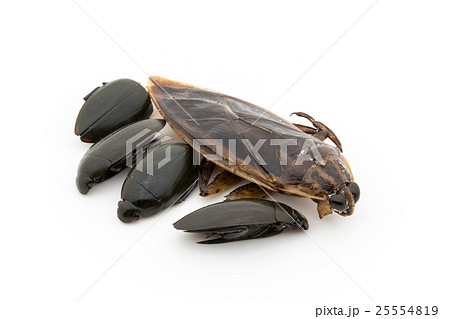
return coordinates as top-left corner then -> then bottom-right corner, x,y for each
224,183 -> 268,201
198,158 -> 215,193
196,226 -> 249,244
292,124 -> 328,141
197,224 -> 285,244
291,112 -> 343,152
193,223 -> 286,244
292,123 -> 318,134
314,199 -> 334,219
199,169 -> 242,196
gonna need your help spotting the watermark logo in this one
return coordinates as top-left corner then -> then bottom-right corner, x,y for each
125,129 -> 172,175
193,138 -> 325,166
125,128 -> 158,168
140,141 -> 172,175
126,130 -> 326,177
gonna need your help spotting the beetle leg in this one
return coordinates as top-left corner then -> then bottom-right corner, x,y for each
199,169 -> 242,196
292,123 -> 318,135
291,112 -> 343,152
293,124 -> 329,142
188,224 -> 286,244
224,183 -> 268,201
315,199 -> 333,219
312,130 -> 329,141
197,226 -> 249,244
198,158 -> 216,193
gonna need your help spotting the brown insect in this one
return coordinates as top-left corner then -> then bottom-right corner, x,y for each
148,77 -> 360,219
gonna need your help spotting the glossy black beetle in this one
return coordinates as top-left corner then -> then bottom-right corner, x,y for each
118,143 -> 198,223
75,79 -> 153,143
76,119 -> 165,194
173,199 -> 309,244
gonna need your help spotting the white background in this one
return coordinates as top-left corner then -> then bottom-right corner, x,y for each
1,0 -> 449,318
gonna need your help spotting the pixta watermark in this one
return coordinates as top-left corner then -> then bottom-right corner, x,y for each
125,131 -> 326,176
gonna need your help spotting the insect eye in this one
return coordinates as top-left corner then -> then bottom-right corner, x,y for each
349,182 -> 360,203
330,194 -> 346,211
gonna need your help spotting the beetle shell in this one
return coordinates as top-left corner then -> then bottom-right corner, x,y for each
76,119 -> 165,194
173,199 -> 309,244
117,143 -> 198,223
75,79 -> 153,143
